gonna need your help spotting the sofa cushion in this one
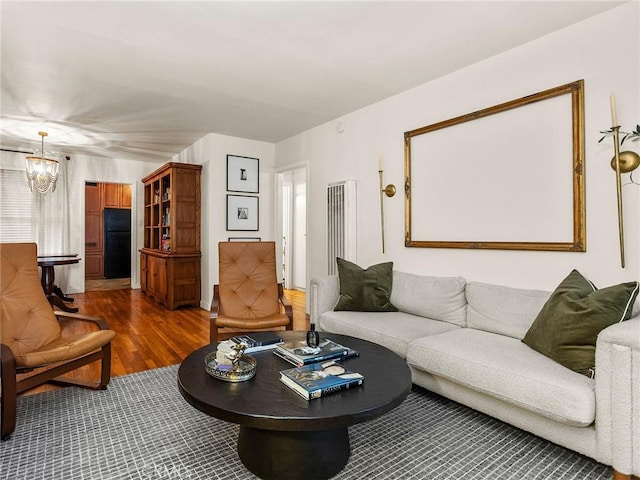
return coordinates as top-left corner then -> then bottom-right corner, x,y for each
466,281 -> 550,339
317,310 -> 460,358
390,272 -> 467,327
406,329 -> 595,427
522,269 -> 639,377
334,258 -> 397,312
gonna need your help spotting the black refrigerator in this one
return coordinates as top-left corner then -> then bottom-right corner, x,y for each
103,208 -> 131,278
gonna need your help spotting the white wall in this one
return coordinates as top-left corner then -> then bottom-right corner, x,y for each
173,133 -> 276,309
293,168 -> 307,290
275,3 -> 640,291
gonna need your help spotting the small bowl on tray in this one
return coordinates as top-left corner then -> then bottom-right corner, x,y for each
204,351 -> 257,382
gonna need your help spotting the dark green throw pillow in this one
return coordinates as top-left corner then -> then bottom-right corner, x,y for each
522,269 -> 639,377
334,258 -> 397,312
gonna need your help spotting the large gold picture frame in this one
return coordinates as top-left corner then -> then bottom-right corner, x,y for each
404,80 -> 585,251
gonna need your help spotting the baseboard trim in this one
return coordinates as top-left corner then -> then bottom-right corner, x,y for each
612,470 -> 639,480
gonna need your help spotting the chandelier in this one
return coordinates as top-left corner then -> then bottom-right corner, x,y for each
25,131 -> 59,193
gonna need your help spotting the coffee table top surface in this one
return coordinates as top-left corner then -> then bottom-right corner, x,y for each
178,331 -> 412,432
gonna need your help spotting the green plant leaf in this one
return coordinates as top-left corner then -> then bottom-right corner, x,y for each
596,124 -> 640,144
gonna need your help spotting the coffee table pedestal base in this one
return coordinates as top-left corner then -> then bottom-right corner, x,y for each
238,426 -> 350,480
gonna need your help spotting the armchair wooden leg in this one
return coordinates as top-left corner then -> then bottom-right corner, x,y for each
1,345 -> 17,440
0,386 -> 16,441
210,320 -> 219,344
51,358 -> 111,390
49,346 -> 112,390
99,343 -> 112,389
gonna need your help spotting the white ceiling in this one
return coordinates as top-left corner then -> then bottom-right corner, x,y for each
0,1 -> 623,163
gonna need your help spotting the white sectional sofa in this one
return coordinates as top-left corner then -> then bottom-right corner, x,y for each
310,271 -> 640,478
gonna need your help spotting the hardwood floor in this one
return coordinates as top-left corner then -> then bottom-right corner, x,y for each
85,277 -> 131,291
21,287 -> 307,396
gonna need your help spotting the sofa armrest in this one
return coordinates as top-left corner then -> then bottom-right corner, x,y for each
594,315 -> 640,476
310,276 -> 339,324
598,315 -> 640,348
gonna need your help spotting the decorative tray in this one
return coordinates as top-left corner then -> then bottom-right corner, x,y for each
204,351 -> 257,382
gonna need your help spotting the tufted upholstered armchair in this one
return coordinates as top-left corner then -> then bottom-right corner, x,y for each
210,241 -> 293,343
0,243 -> 116,440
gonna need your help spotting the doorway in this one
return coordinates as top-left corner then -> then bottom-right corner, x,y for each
278,167 -> 307,291
84,181 -> 133,291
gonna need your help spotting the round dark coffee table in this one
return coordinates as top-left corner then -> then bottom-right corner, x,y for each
178,331 -> 411,480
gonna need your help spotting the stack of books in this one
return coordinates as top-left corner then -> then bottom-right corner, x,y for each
280,361 -> 364,400
230,332 -> 283,353
273,338 -> 358,367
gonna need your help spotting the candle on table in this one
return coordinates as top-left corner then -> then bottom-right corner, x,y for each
610,93 -> 618,127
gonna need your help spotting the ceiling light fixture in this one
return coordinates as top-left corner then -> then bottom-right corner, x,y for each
25,131 -> 59,193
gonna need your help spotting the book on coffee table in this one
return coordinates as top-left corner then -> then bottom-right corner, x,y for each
273,338 -> 357,367
280,361 -> 364,400
230,332 -> 283,352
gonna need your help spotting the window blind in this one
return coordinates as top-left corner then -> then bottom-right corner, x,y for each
0,168 -> 63,254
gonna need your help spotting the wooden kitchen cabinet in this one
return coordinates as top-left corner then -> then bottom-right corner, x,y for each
85,183 -> 104,278
104,183 -> 132,209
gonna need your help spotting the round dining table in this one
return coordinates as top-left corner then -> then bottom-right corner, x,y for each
37,254 -> 81,313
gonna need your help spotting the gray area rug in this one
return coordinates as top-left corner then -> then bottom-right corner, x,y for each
1,365 -> 611,479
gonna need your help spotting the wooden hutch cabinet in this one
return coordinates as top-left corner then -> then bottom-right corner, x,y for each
140,162 -> 202,310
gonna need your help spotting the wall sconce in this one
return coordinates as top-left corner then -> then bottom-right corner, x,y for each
378,153 -> 396,253
608,95 -> 640,268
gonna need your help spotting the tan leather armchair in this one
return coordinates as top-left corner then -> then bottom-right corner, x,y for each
210,241 -> 293,343
0,243 -> 116,440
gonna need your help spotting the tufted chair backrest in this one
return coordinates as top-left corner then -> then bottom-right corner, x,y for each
0,243 -> 61,356
218,242 -> 280,319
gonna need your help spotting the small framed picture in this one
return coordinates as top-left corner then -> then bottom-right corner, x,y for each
227,195 -> 259,231
228,237 -> 261,242
227,155 -> 259,193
